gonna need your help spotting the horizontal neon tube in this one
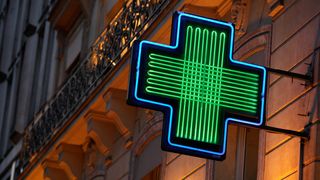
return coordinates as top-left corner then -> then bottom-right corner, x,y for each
148,62 -> 259,85
149,53 -> 259,78
148,60 -> 259,82
150,53 -> 259,78
147,72 -> 259,98
147,77 -> 258,102
146,87 -> 257,113
146,84 -> 258,108
147,78 -> 257,107
148,61 -> 259,86
147,78 -> 258,103
147,86 -> 257,112
147,69 -> 259,87
147,72 -> 259,96
145,86 -> 257,111
147,72 -> 258,91
146,83 -> 257,107
147,75 -> 258,95
150,80 -> 258,102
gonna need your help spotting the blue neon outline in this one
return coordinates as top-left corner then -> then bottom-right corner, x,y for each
133,12 -> 267,156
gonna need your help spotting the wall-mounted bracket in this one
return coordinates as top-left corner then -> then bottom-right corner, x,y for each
233,123 -> 310,141
259,125 -> 309,141
266,67 -> 312,82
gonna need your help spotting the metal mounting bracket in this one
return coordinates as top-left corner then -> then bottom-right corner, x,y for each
266,67 -> 312,82
259,125 -> 310,141
233,123 -> 310,141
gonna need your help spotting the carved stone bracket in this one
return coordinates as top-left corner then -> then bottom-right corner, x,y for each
85,111 -> 121,156
103,88 -> 137,139
56,143 -> 84,179
85,88 -> 136,156
85,87 -> 137,155
42,159 -> 74,180
231,0 -> 249,37
82,138 -> 106,179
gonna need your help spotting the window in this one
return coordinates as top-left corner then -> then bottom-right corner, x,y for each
141,164 -> 161,180
243,128 -> 259,179
46,0 -> 86,87
213,126 -> 260,180
55,19 -> 84,87
65,21 -> 84,72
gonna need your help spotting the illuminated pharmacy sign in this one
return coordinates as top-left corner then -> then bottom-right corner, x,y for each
127,12 -> 267,160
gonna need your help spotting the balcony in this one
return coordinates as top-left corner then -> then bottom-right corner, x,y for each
20,0 -> 173,176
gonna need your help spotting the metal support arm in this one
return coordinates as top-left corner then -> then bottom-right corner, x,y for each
266,67 -> 312,82
259,125 -> 309,140
233,123 -> 310,140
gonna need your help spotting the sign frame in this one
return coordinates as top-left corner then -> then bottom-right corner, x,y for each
127,11 -> 267,160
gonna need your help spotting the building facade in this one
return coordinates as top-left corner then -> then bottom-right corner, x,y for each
0,0 -> 319,179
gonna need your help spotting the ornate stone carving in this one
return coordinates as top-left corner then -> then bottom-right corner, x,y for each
83,138 -> 105,179
231,0 -> 249,37
145,109 -> 156,123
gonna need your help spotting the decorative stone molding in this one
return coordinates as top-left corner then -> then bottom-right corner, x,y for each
217,0 -> 233,17
231,0 -> 250,37
267,0 -> 284,19
234,25 -> 271,62
144,109 -> 156,123
153,111 -> 164,122
180,3 -> 220,19
56,143 -> 84,179
133,120 -> 163,155
84,96 -> 136,154
86,110 -> 128,135
140,109 -> 163,126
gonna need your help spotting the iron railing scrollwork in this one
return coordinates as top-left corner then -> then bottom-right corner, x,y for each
21,0 -> 170,168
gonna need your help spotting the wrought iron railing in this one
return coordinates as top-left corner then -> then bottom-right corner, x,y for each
21,0 -> 170,167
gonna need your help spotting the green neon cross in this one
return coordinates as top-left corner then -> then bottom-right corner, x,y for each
145,25 -> 260,144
